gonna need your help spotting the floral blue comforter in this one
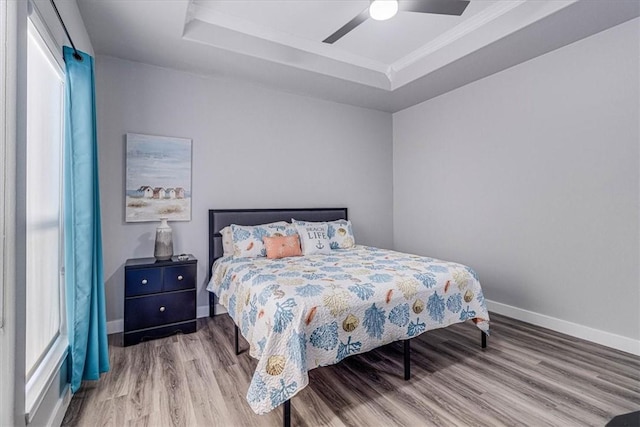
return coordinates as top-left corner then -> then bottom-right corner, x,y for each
207,245 -> 489,415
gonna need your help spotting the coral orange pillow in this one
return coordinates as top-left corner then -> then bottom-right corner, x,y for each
263,234 -> 302,259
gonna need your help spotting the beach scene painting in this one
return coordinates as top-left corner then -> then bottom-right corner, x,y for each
125,133 -> 192,222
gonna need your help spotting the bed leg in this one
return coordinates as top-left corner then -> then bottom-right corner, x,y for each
481,331 -> 487,349
209,292 -> 216,317
404,339 -> 411,380
235,325 -> 240,355
283,399 -> 291,427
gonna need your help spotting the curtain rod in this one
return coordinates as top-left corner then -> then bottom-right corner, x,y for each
49,0 -> 83,61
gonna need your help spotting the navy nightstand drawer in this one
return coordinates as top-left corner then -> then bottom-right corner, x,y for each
125,268 -> 162,296
164,264 -> 196,292
124,290 -> 196,331
124,255 -> 197,346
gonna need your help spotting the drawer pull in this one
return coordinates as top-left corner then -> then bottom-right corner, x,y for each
159,306 -> 166,312
177,275 -> 184,281
141,279 -> 148,285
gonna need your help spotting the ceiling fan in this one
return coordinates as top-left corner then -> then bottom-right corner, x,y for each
323,0 -> 470,44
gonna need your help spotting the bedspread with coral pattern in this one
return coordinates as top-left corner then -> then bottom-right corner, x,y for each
207,245 -> 489,415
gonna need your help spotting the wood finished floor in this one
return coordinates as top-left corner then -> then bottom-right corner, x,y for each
62,313 -> 640,426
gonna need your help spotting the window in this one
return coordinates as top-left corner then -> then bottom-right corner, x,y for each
24,15 -> 67,416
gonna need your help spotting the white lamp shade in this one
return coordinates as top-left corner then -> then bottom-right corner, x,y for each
369,0 -> 399,21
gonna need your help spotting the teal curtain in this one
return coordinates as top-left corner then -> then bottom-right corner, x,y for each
63,46 -> 109,392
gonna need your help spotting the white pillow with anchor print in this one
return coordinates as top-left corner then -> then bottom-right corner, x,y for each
292,218 -> 355,249
294,222 -> 332,255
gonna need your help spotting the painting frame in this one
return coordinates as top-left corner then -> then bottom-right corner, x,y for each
125,133 -> 192,223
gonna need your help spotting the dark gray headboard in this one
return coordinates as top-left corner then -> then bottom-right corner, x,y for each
208,208 -> 348,276
207,208 -> 348,316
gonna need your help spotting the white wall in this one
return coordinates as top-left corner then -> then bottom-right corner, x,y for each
393,18 -> 639,353
95,56 -> 393,325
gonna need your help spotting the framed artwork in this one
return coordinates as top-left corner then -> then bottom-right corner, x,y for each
125,133 -> 192,222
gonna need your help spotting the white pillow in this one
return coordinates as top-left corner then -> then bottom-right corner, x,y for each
231,222 -> 296,258
294,222 -> 332,255
292,219 -> 355,249
220,226 -> 234,257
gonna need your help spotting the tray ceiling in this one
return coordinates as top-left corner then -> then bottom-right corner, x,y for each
77,0 -> 640,112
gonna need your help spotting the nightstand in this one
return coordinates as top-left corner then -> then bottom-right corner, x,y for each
124,255 -> 197,346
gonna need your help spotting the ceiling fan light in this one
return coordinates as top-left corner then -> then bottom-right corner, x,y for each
369,0 -> 398,21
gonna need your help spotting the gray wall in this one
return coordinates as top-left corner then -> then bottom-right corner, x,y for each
95,55 -> 394,324
393,18 -> 639,342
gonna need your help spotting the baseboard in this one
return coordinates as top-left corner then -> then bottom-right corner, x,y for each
107,304 -> 227,334
487,299 -> 640,356
196,305 -> 210,319
107,300 -> 639,355
196,304 -> 227,318
47,384 -> 71,427
106,319 -> 123,335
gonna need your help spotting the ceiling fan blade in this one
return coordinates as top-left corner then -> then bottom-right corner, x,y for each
399,0 -> 470,16
323,7 -> 370,44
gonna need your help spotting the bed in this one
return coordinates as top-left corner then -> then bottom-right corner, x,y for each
207,208 -> 490,426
